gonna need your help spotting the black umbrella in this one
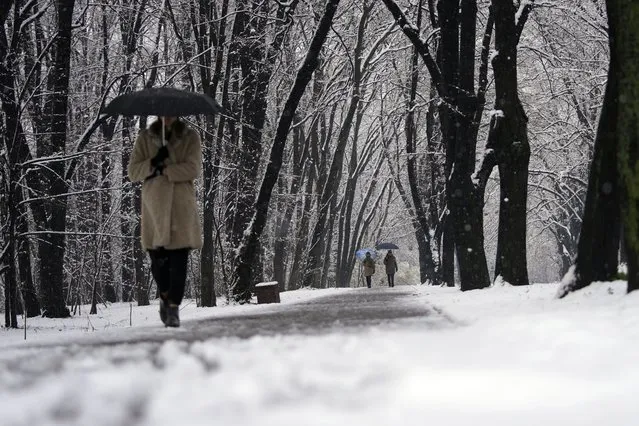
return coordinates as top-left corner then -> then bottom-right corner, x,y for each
376,242 -> 399,250
102,87 -> 223,117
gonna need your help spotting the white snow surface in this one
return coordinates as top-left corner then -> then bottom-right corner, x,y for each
1,282 -> 638,426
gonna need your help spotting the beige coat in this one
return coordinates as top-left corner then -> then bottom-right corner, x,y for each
363,256 -> 376,277
128,120 -> 203,251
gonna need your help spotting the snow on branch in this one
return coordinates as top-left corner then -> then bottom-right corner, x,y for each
380,0 -> 448,98
18,0 -> 50,33
515,0 -> 535,45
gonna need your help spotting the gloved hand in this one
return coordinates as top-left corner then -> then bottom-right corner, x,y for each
151,146 -> 169,168
145,165 -> 164,181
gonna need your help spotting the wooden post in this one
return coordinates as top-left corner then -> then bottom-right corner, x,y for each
255,281 -> 280,304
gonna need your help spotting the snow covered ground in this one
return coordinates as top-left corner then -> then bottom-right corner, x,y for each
1,281 -> 638,426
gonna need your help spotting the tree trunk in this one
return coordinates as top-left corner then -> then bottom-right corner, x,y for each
195,0 -> 229,307
447,1 -> 491,291
200,121 -> 216,307
382,0 -> 491,290
273,124 -> 306,292
0,2 -> 40,319
232,0 -> 341,302
229,0 -> 299,300
608,0 -> 639,293
133,188 -> 149,305
405,0 -> 437,284
16,196 -> 40,317
4,168 -> 19,327
288,161 -> 316,290
490,0 -> 530,286
557,28 -> 620,297
441,213 -> 455,286
38,0 -> 76,318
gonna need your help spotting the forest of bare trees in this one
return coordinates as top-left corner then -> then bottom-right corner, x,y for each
1,0 -> 635,326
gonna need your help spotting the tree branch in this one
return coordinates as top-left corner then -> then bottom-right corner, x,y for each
515,0 -> 535,45
472,4 -> 494,137
380,0 -> 448,98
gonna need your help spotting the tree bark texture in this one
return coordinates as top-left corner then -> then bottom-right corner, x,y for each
490,0 -> 530,286
232,0 -> 341,302
607,0 -> 639,293
1,0 -> 42,319
36,0 -> 76,317
194,0 -> 228,307
229,0 -> 299,300
557,19 -> 620,298
439,0 -> 491,290
406,0 -> 437,284
383,0 -> 490,290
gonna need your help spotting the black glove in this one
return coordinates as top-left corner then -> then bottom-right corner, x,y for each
151,146 -> 169,168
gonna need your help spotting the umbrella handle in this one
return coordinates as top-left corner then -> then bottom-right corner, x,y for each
162,123 -> 167,146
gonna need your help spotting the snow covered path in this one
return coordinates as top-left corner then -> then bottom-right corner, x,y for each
2,287 -> 442,350
1,283 -> 638,426
0,288 -> 449,426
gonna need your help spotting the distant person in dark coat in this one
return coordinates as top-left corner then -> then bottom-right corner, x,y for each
362,252 -> 376,288
383,250 -> 398,287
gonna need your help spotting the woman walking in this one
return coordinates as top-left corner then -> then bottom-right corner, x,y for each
128,117 -> 202,327
383,250 -> 398,287
362,252 -> 376,288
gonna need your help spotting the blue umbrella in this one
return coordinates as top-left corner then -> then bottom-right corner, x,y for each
355,248 -> 377,261
376,242 -> 399,250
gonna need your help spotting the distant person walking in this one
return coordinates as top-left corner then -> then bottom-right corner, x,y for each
383,250 -> 398,287
362,252 -> 376,288
128,117 -> 203,328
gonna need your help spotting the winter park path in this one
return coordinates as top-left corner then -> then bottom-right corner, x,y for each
0,287 -> 453,426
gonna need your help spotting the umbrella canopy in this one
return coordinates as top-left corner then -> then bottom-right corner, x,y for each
376,242 -> 399,250
103,87 -> 223,117
355,248 -> 377,261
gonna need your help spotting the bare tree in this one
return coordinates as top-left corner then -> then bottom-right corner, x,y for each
231,0 -> 342,301
558,1 -> 620,297
610,0 -> 639,293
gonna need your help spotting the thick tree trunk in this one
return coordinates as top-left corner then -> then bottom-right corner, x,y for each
557,43 -> 620,298
491,0 -> 530,286
608,0 -> 639,293
38,0 -> 75,318
382,0 -> 494,290
230,1 -> 270,248
0,4 -> 40,319
441,213 -> 455,286
229,0 -> 299,300
232,0 -> 341,302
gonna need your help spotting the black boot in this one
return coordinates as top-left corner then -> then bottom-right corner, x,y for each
165,304 -> 180,328
159,298 -> 168,325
